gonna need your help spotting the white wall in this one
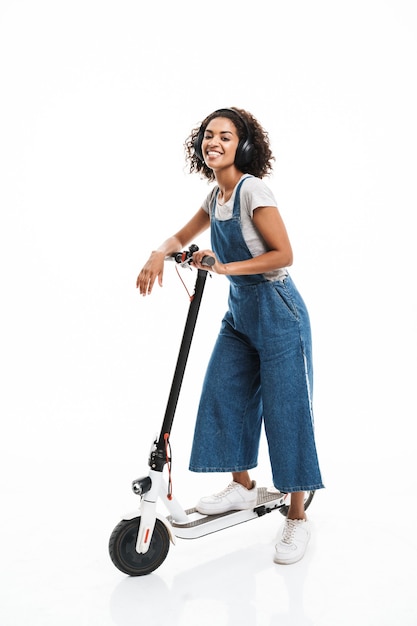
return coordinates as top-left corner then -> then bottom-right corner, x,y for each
1,0 -> 416,533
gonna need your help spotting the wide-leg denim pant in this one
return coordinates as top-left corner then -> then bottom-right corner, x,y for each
189,275 -> 324,493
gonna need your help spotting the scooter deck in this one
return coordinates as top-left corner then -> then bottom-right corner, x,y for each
167,488 -> 287,539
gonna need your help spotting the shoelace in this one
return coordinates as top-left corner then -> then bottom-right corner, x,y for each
282,519 -> 299,544
214,482 -> 237,498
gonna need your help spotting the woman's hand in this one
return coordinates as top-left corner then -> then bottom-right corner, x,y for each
136,250 -> 165,296
135,210 -> 211,296
192,249 -> 225,274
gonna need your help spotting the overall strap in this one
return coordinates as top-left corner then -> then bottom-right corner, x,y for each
232,175 -> 253,218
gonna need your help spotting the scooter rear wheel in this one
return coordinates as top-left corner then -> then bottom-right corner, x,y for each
279,490 -> 315,517
109,517 -> 170,576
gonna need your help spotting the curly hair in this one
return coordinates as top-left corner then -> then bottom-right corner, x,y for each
184,107 -> 274,182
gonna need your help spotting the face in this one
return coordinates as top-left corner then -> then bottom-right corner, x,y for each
201,117 -> 240,171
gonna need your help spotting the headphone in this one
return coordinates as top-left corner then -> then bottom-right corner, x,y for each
193,108 -> 254,169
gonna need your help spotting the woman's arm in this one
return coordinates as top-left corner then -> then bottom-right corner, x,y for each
192,205 -> 293,276
136,208 -> 210,295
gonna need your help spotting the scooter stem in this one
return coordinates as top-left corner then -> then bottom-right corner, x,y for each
150,268 -> 209,471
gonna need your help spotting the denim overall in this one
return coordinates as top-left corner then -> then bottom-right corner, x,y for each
189,177 -> 324,492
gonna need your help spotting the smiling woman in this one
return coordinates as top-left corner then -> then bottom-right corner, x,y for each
1,0 -> 416,620
136,106 -> 324,566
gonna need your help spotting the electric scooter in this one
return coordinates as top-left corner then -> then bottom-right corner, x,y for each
109,245 -> 315,576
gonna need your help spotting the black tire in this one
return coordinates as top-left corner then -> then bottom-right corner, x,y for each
109,517 -> 170,576
279,490 -> 315,517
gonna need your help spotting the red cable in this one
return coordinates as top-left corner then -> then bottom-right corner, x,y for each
164,433 -> 173,500
175,265 -> 194,301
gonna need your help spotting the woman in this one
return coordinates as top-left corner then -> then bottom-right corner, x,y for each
136,107 -> 324,564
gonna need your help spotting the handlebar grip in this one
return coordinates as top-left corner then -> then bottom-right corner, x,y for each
202,255 -> 215,267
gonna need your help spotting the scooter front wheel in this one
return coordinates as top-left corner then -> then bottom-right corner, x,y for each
109,517 -> 170,576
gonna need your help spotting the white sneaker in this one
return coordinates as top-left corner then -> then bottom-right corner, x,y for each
274,518 -> 311,565
196,481 -> 257,515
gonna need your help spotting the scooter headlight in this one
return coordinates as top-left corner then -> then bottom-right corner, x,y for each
132,476 -> 152,496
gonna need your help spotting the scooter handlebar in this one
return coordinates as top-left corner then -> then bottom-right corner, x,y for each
169,245 -> 214,268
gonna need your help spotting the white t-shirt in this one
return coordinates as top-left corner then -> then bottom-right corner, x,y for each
201,175 -> 288,281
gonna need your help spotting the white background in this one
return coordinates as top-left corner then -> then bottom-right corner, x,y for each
1,1 -> 416,624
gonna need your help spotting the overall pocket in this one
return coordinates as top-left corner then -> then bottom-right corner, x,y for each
272,279 -> 299,321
